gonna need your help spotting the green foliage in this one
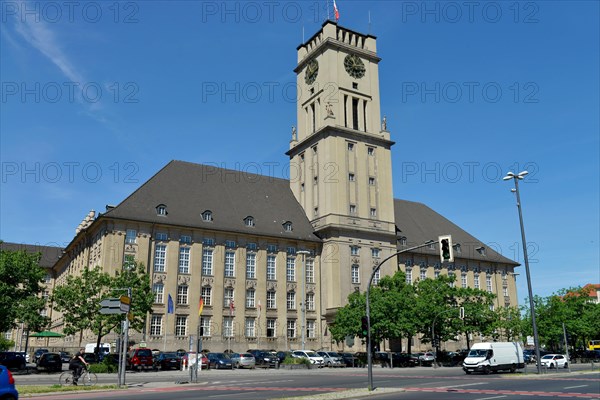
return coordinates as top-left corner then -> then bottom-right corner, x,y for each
88,357 -> 118,373
0,336 -> 15,351
282,356 -> 309,365
0,245 -> 49,332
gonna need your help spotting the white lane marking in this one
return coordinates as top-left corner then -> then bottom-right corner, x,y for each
476,396 -> 507,400
564,384 -> 588,389
440,382 -> 489,389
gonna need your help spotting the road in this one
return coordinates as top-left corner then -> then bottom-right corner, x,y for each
13,364 -> 600,400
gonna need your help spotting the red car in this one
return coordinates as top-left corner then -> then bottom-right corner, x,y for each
127,348 -> 154,371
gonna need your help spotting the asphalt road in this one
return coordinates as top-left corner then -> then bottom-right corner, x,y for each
12,363 -> 600,400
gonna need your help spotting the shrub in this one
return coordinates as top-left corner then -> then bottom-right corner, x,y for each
282,356 -> 310,365
88,357 -> 118,373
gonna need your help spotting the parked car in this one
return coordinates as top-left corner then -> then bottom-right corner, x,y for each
540,354 -> 568,369
36,352 -> 62,373
391,352 -> 419,367
58,352 -> 71,363
153,352 -> 181,370
81,353 -> 98,364
374,352 -> 391,367
416,352 -> 435,366
316,351 -> 344,367
207,352 -> 233,369
33,349 -> 48,363
0,365 -> 19,400
230,353 -> 256,369
127,348 -> 154,371
339,352 -> 358,367
15,352 -> 29,364
0,353 -> 27,371
253,351 -> 278,368
292,350 -> 324,366
275,351 -> 293,364
184,352 -> 210,369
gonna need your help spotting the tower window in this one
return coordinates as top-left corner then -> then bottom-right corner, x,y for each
349,205 -> 356,214
367,147 -> 374,156
352,98 -> 359,130
311,102 -> 316,133
348,143 -> 354,151
349,173 -> 355,182
369,177 -> 375,185
352,82 -> 358,89
343,95 -> 348,127
202,210 -> 213,222
370,208 -> 377,217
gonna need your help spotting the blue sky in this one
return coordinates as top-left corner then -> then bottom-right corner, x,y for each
1,1 -> 598,303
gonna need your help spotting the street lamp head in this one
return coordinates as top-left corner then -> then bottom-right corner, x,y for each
517,170 -> 529,179
502,173 -> 514,180
511,189 -> 516,193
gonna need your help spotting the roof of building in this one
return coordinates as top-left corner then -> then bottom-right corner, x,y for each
103,160 -> 322,243
393,199 -> 519,266
0,242 -> 63,269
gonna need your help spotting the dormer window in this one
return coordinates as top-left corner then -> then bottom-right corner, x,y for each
283,221 -> 293,232
156,232 -> 167,241
156,205 -> 167,216
399,236 -> 407,246
202,210 -> 213,222
247,243 -> 257,251
225,240 -> 236,248
453,243 -> 461,254
476,246 -> 486,256
244,216 -> 255,227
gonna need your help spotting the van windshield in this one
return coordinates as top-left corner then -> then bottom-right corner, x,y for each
468,349 -> 488,357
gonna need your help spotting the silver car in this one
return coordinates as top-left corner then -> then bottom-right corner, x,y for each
230,352 -> 256,369
317,351 -> 344,367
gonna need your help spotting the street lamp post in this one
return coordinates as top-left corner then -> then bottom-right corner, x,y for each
503,170 -> 541,374
298,250 -> 310,351
366,240 -> 435,391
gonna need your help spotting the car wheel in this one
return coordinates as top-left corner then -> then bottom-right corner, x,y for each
564,363 -> 568,368
465,370 -> 472,375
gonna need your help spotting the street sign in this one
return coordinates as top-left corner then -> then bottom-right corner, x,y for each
120,295 -> 131,305
100,298 -> 123,314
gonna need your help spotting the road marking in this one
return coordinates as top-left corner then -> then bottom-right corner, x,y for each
476,396 -> 507,400
441,382 -> 488,389
564,385 -> 588,389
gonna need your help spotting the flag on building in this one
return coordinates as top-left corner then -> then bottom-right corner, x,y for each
229,299 -> 235,316
333,0 -> 340,21
198,297 -> 204,316
167,294 -> 174,314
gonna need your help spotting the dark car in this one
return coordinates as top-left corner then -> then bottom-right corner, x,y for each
36,352 -> 62,373
153,352 -> 181,371
0,352 -> 27,371
253,351 -> 278,368
59,352 -> 71,363
391,352 -> 418,368
0,365 -> 19,400
275,351 -> 293,364
127,348 -> 154,371
339,352 -> 358,367
207,352 -> 233,369
33,349 -> 48,363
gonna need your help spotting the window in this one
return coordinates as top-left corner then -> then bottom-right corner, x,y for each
267,255 -> 276,280
153,283 -> 164,303
223,317 -> 233,337
202,210 -> 213,221
156,232 -> 167,241
287,292 -> 296,310
44,273 -> 52,284
157,205 -> 167,216
245,318 -> 256,337
154,244 -> 167,272
307,320 -> 316,338
399,236 -> 407,246
373,269 -> 380,285
367,147 -> 374,156
453,244 -> 461,254
200,317 -> 211,336
474,274 -> 480,289
267,244 -> 277,253
287,246 -> 296,255
178,247 -> 190,274
301,183 -> 305,192
313,175 -> 318,184
244,216 -> 255,227
202,248 -> 213,275
180,235 -> 191,244
201,287 -> 212,306
287,319 -> 296,338
419,268 -> 426,281
312,145 -> 317,154
503,286 -> 509,297
40,309 -> 47,317
246,252 -> 256,279
267,319 -> 277,338
177,285 -> 188,305
349,173 -> 355,181
348,142 -> 354,151
370,208 -> 377,217
349,204 -> 356,213
223,251 -> 235,277
175,316 -> 187,336
225,240 -> 236,248
369,177 -> 375,185
351,264 -> 360,284
314,207 -> 318,216
203,238 -> 214,246
224,288 -> 234,308
461,273 -> 468,288
266,291 -> 276,309
477,247 -> 486,256
283,221 -> 293,232
41,289 -> 49,301
125,229 -> 137,244
286,257 -> 295,281
428,242 -> 435,250
305,258 -> 315,283
306,292 -> 315,311
247,242 -> 257,251
350,246 -> 359,256
371,248 -> 380,258
434,269 -> 441,279
246,289 -> 255,308
486,276 -> 493,292
406,267 -> 412,284
150,315 -> 162,336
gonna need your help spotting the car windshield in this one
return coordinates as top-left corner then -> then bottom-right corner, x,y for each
137,349 -> 152,356
541,355 -> 553,360
305,351 -> 317,357
328,352 -> 340,357
468,349 -> 488,357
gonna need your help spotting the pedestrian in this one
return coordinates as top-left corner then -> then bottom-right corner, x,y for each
69,348 -> 89,385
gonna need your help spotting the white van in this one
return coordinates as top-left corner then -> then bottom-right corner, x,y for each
462,342 -> 524,374
85,342 -> 111,355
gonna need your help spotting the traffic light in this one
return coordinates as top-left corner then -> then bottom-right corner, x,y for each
361,316 -> 369,337
438,235 -> 454,263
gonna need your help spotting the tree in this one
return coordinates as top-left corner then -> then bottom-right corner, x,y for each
457,287 -> 496,348
0,245 -> 49,332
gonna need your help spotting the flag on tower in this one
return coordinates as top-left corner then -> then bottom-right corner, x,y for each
198,297 -> 204,316
167,294 -> 174,314
229,300 -> 235,316
333,0 -> 340,21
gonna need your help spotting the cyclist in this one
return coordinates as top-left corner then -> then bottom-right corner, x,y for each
69,348 -> 89,385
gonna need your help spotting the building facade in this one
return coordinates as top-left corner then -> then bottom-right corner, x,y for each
41,21 -> 518,353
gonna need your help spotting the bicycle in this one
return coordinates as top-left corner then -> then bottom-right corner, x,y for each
58,367 -> 98,386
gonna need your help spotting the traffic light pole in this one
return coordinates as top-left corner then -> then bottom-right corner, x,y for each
366,240 -> 435,391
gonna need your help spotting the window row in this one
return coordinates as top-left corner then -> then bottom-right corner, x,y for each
149,315 -> 317,339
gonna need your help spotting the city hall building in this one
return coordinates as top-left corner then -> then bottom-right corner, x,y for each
45,21 -> 518,353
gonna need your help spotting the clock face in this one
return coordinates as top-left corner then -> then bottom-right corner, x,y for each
344,54 -> 366,79
305,60 -> 319,85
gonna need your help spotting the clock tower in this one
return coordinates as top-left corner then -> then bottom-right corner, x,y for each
287,21 -> 397,322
